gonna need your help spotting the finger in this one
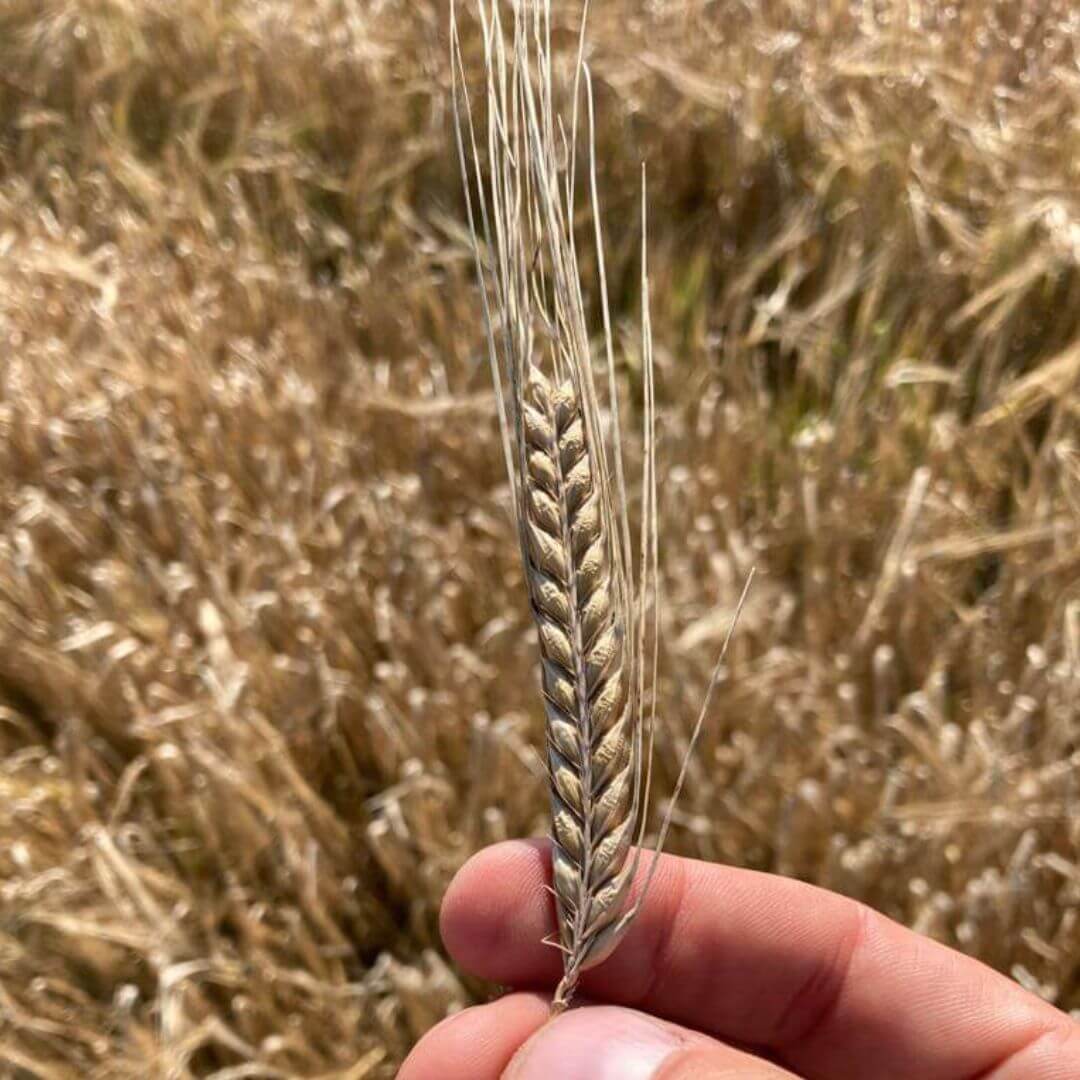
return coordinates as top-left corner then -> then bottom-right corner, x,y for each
502,1003 -> 796,1080
441,839 -> 1078,1079
982,1024 -> 1080,1080
397,992 -> 549,1080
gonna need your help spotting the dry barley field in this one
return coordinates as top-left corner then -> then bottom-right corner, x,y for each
1,0 -> 1079,1076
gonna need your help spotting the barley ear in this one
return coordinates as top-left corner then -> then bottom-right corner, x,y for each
450,0 -> 750,1013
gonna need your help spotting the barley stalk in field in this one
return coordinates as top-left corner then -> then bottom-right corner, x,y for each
451,0 -> 748,1010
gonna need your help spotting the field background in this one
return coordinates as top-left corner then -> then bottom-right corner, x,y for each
2,1 -> 1079,1076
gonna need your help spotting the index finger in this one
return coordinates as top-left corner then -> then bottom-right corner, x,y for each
441,840 -> 1079,1079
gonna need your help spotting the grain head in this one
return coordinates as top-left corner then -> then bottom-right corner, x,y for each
451,0 -> 661,1008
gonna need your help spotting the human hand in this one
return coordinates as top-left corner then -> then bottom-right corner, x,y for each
400,839 -> 1080,1079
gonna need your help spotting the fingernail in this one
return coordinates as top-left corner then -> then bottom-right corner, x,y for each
505,1005 -> 685,1080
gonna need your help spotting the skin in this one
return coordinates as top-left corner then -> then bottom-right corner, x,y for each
400,839 -> 1080,1080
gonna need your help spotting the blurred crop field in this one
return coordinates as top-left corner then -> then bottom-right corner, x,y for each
1,0 -> 1079,1075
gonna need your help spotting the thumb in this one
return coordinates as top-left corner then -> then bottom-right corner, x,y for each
502,1004 -> 796,1079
